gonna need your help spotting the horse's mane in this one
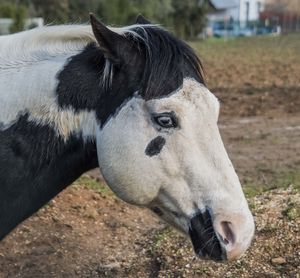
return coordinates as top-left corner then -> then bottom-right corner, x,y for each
126,26 -> 205,99
0,23 -> 204,97
0,24 -> 146,61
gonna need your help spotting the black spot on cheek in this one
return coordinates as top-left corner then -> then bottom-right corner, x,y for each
145,136 -> 166,157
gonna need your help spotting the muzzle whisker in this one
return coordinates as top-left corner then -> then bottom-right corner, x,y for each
200,226 -> 214,236
203,217 -> 213,226
209,241 -> 217,259
199,235 -> 215,254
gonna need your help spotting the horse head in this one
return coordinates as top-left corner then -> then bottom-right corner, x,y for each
90,15 -> 254,261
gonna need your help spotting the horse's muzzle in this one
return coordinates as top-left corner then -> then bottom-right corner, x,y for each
189,207 -> 226,262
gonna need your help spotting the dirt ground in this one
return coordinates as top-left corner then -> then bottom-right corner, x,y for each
0,35 -> 299,277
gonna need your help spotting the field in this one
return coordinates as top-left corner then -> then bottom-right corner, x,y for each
0,34 -> 299,277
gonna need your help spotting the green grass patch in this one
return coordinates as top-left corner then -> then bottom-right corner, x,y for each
243,169 -> 300,198
75,175 -> 114,197
152,227 -> 173,251
275,170 -> 300,190
282,201 -> 300,220
243,183 -> 269,198
192,34 -> 300,53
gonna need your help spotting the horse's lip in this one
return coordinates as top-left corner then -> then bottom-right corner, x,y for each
189,208 -> 226,262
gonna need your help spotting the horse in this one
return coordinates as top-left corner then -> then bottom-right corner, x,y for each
0,14 -> 254,262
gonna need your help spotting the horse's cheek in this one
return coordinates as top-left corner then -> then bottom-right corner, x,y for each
95,125 -> 159,206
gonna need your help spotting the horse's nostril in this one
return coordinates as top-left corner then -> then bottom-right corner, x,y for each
220,221 -> 235,246
151,206 -> 163,216
171,210 -> 180,217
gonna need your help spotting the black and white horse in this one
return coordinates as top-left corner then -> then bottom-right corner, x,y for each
0,15 -> 254,262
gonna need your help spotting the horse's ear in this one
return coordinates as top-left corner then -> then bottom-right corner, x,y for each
136,14 -> 151,25
90,14 -> 135,64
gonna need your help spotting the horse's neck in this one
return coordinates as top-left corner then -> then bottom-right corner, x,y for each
0,119 -> 98,239
0,93 -> 99,240
0,39 -> 101,240
0,48 -> 98,139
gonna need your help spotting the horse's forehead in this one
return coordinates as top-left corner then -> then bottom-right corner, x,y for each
177,78 -> 210,104
148,78 -> 218,112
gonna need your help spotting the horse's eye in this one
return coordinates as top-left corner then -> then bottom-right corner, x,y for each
153,112 -> 178,129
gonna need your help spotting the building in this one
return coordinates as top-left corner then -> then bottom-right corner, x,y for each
206,0 -> 267,37
0,19 -> 12,35
207,0 -> 239,23
208,0 -> 265,25
261,0 -> 300,32
0,17 -> 44,35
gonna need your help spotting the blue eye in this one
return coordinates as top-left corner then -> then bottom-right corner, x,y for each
153,112 -> 178,128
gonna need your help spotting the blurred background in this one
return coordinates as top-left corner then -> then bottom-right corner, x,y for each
0,0 -> 300,37
0,0 -> 299,277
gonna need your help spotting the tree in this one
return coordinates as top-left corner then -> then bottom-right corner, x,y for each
31,0 -> 69,23
0,2 -> 28,33
171,0 -> 210,39
0,2 -> 15,17
10,4 -> 27,33
69,0 -> 100,22
0,0 -> 210,38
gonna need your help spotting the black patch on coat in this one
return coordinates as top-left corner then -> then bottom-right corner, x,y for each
56,25 -> 204,126
56,43 -> 144,126
0,114 -> 98,240
145,136 -> 166,157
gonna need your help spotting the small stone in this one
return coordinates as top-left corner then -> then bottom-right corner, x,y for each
271,257 -> 286,265
103,262 -> 121,269
85,208 -> 98,219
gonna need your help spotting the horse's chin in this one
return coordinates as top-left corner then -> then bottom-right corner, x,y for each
189,234 -> 226,262
150,207 -> 227,262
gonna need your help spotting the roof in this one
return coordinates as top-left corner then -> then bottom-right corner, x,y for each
198,0 -> 217,11
210,0 -> 238,9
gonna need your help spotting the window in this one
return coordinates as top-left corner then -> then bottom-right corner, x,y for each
245,1 -> 250,23
257,1 -> 262,15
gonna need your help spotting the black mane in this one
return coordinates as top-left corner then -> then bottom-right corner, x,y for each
124,25 -> 205,100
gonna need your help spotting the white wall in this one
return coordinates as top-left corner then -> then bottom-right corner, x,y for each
208,0 -> 265,24
0,18 -> 44,35
208,6 -> 240,22
239,0 -> 265,22
0,19 -> 12,35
